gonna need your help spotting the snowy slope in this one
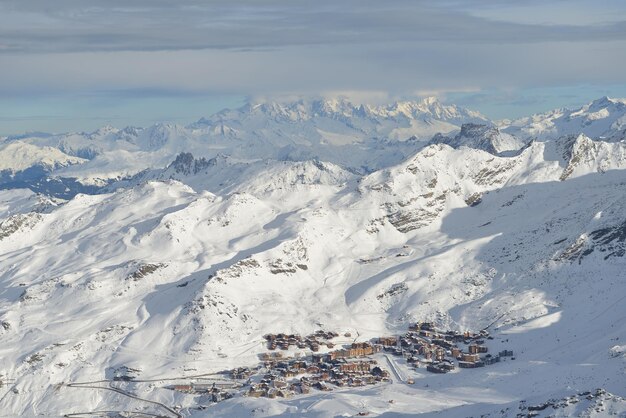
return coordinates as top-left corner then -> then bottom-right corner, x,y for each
502,96 -> 626,140
1,139 -> 625,416
5,97 -> 488,189
5,96 -> 626,197
430,123 -> 526,155
0,142 -> 85,172
112,152 -> 357,197
1,97 -> 626,417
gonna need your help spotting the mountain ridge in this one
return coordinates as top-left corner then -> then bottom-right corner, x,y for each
1,96 -> 625,199
1,96 -> 626,416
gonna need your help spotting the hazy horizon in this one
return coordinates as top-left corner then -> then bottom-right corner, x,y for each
1,0 -> 626,135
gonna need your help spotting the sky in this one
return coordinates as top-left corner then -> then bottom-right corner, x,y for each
1,0 -> 626,135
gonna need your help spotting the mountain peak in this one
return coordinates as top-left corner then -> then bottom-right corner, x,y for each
431,122 -> 524,155
419,96 -> 440,106
588,96 -> 615,110
503,96 -> 626,140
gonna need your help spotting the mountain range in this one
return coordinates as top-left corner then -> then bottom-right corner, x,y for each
0,96 -> 625,417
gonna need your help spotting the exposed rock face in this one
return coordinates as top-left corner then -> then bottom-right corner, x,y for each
168,152 -> 213,176
0,213 -> 42,241
431,123 -> 525,155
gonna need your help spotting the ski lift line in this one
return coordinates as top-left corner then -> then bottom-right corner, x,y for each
64,412 -> 163,418
591,292 -> 626,322
66,383 -> 181,418
67,369 -> 232,386
233,339 -> 265,358
303,393 -> 333,413
484,313 -> 507,331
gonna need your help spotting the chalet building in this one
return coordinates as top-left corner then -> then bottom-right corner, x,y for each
276,389 -> 290,398
458,360 -> 485,368
313,382 -> 331,391
416,343 -> 430,355
272,380 -> 288,389
339,362 -> 371,373
407,356 -> 421,367
291,360 -> 307,370
439,362 -> 455,371
426,364 -> 448,374
248,386 -> 266,397
306,365 -> 320,374
483,355 -> 500,365
435,348 -> 446,362
378,337 -> 397,347
231,367 -> 253,379
371,366 -> 390,378
326,343 -> 376,360
432,339 -> 453,349
291,383 -> 310,394
410,322 -> 435,332
468,344 -> 488,354
460,353 -> 480,363
173,384 -> 193,392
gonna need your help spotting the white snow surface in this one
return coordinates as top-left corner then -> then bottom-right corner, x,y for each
5,96 -> 626,186
501,96 -> 626,140
4,97 -> 489,182
0,142 -> 86,172
1,97 -> 626,417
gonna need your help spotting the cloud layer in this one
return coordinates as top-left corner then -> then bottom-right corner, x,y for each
1,1 -> 625,133
2,1 -> 626,53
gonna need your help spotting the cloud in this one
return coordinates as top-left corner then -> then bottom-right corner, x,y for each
0,1 -> 625,53
2,39 -> 624,99
1,1 -> 625,133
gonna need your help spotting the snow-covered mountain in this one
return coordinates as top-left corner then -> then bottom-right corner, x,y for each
0,142 -> 85,172
502,96 -> 626,140
0,142 -> 94,198
430,123 -> 527,155
0,97 -> 625,417
112,152 -> 357,197
2,97 -> 489,192
5,95 -> 626,199
189,96 -> 489,143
